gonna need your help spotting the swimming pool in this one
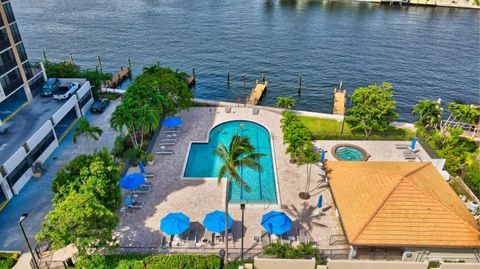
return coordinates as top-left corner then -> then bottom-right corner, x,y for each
183,120 -> 278,204
331,144 -> 368,161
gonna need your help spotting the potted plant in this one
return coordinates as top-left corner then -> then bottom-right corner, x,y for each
147,154 -> 154,166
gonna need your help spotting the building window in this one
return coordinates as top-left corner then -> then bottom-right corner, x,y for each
0,86 -> 26,121
16,43 -> 27,62
9,23 -> 21,43
0,28 -> 10,51
29,131 -> 55,162
79,90 -> 92,109
6,157 -> 30,187
3,2 -> 15,23
0,48 -> 17,76
0,68 -> 22,96
28,71 -> 45,97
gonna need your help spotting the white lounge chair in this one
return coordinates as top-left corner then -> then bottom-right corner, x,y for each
157,149 -> 174,155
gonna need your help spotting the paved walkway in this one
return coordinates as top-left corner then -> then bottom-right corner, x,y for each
0,100 -> 120,252
116,107 -> 345,253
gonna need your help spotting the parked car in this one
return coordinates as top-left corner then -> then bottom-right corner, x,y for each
90,99 -> 110,113
53,82 -> 79,100
40,78 -> 60,97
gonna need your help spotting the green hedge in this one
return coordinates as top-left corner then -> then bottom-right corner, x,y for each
311,131 -> 413,141
0,252 -> 19,269
79,254 -> 221,269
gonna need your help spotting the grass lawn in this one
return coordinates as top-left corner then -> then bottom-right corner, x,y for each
298,115 -> 415,140
299,116 -> 351,133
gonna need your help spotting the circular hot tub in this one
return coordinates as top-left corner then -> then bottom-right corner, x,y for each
331,144 -> 368,161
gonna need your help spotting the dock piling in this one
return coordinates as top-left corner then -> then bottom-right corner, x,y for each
227,70 -> 230,84
69,52 -> 74,64
97,56 -> 103,74
42,49 -> 48,64
297,76 -> 302,95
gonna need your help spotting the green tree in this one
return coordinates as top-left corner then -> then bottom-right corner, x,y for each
214,134 -> 264,262
276,96 -> 295,110
298,143 -> 319,198
72,118 -> 103,152
80,69 -> 112,98
45,61 -> 81,78
347,82 -> 399,136
280,111 -> 300,131
412,100 -> 442,129
36,191 -> 119,255
447,103 -> 480,124
284,122 -> 311,162
52,148 -> 121,211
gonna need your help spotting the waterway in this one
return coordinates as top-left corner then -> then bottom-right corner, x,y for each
13,0 -> 480,121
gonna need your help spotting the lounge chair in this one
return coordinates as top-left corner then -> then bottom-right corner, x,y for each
124,197 -> 144,209
395,144 -> 409,149
159,140 -> 176,146
252,107 -> 259,115
403,150 -> 416,160
131,185 -> 150,195
225,106 -> 232,113
157,149 -> 174,155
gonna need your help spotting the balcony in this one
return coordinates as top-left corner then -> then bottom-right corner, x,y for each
0,59 -> 17,76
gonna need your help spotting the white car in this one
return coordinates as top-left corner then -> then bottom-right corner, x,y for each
53,82 -> 79,100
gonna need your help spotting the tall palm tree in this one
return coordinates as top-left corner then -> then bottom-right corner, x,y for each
137,104 -> 160,148
72,118 -> 103,151
214,134 -> 265,262
110,103 -> 139,149
298,143 -> 319,199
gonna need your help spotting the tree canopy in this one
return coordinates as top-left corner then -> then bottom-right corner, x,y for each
447,103 -> 480,124
276,96 -> 295,110
347,82 -> 399,136
412,100 -> 442,129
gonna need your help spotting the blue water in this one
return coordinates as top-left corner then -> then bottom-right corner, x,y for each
12,0 -> 480,122
184,121 -> 277,204
335,146 -> 365,161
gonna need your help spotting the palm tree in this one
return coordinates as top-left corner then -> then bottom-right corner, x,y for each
276,96 -> 295,110
412,100 -> 442,129
142,65 -> 161,74
110,103 -> 139,149
214,134 -> 265,262
72,118 -> 103,151
137,104 -> 160,148
298,143 -> 319,199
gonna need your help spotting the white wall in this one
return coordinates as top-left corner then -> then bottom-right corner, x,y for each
2,147 -> 27,174
26,120 -> 53,150
0,176 -> 13,199
11,168 -> 32,194
51,95 -> 78,125
76,81 -> 91,98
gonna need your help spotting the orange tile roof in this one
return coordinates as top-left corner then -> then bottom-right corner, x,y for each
325,161 -> 480,247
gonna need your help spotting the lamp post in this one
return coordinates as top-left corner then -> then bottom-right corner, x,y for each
18,214 -> 39,269
240,203 -> 246,260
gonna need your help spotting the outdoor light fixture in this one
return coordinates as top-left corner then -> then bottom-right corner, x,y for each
18,213 -> 39,269
240,203 -> 246,260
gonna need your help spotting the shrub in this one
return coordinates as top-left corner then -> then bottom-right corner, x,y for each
263,242 -> 318,260
112,135 -> 127,158
0,252 -> 19,269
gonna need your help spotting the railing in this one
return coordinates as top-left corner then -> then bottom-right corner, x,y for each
329,234 -> 347,246
311,131 -> 414,141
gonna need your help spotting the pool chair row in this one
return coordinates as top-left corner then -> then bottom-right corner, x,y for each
157,129 -> 180,155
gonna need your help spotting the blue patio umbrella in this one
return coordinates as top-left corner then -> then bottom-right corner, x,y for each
317,195 -> 323,209
202,210 -> 233,233
119,173 -> 145,190
138,161 -> 146,174
261,211 -> 292,235
410,137 -> 417,151
160,212 -> 190,235
320,150 -> 326,163
163,117 -> 183,128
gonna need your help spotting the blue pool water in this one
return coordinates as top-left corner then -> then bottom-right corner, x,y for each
184,121 -> 277,204
335,146 -> 365,161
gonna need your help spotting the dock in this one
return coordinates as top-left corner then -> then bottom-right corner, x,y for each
104,67 -> 131,88
332,87 -> 346,115
246,80 -> 268,105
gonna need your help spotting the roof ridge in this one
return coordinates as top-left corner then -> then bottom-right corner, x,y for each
351,174 -> 405,243
402,175 -> 480,234
401,162 -> 430,178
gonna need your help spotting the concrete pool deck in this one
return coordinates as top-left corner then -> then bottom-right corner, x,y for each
117,107 -> 346,255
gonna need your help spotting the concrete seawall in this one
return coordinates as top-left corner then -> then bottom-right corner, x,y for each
366,0 -> 480,9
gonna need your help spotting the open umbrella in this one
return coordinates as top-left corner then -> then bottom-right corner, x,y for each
119,173 -> 145,190
202,210 -> 233,233
160,212 -> 190,235
163,117 -> 183,128
410,137 -> 417,151
261,211 -> 292,235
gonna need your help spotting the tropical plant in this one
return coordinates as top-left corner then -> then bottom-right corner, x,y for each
280,111 -> 300,131
72,118 -> 103,152
263,242 -> 318,259
413,100 -> 442,129
284,123 -> 311,162
80,69 -> 112,98
51,148 -> 121,211
214,134 -> 265,261
447,102 -> 480,124
45,61 -> 81,78
36,191 -> 119,256
298,143 -> 319,198
347,82 -> 399,136
276,96 -> 295,110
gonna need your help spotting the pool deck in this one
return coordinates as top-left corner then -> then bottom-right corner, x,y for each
117,107 -> 347,254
